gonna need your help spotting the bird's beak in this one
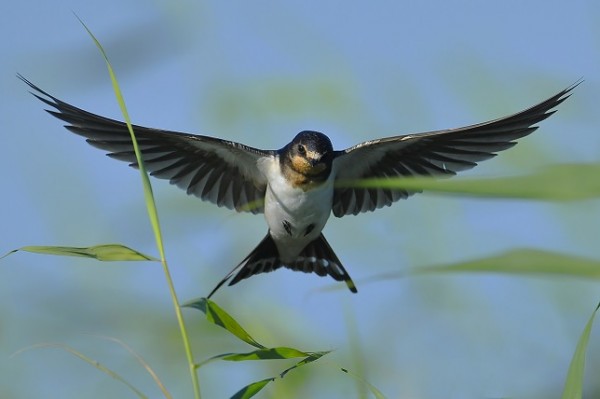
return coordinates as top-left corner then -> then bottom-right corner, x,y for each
307,151 -> 323,166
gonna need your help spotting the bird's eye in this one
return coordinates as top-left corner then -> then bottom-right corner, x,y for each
297,144 -> 306,155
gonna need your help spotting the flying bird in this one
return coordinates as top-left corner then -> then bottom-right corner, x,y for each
19,75 -> 576,297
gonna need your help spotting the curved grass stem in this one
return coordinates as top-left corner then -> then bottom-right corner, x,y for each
76,16 -> 202,399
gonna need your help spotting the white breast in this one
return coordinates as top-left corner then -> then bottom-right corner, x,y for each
257,157 -> 335,262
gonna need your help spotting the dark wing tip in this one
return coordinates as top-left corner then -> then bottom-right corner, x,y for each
552,78 -> 582,106
18,74 -> 57,104
542,79 -> 581,115
568,78 -> 584,91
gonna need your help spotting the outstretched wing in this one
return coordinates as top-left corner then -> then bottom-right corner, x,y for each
332,83 -> 578,217
20,75 -> 274,213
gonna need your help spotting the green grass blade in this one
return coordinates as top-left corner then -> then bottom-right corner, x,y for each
184,298 -> 265,349
336,163 -> 600,201
92,335 -> 172,399
229,352 -> 329,399
2,244 -> 157,261
220,347 -> 310,361
412,248 -> 600,278
340,368 -> 387,399
197,347 -> 312,367
237,199 -> 265,213
75,16 -> 201,399
73,14 -> 165,260
344,305 -> 371,399
187,297 -> 332,398
561,303 -> 600,399
230,378 -> 273,399
12,343 -> 148,399
279,351 -> 329,378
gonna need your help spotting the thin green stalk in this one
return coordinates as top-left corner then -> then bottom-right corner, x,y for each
13,343 -> 148,399
77,17 -> 201,399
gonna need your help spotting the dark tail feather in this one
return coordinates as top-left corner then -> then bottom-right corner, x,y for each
289,234 -> 357,293
207,233 -> 281,298
207,232 -> 357,298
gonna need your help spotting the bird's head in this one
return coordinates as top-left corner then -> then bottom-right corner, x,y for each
285,130 -> 334,177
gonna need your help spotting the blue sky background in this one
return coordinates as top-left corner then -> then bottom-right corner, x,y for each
1,1 -> 600,398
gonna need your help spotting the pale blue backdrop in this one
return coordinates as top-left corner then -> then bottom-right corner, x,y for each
1,1 -> 599,398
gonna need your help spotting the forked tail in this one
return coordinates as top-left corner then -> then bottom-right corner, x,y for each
207,232 -> 357,298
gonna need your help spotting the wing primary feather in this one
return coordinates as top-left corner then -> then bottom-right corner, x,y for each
20,75 -> 273,214
332,82 -> 578,216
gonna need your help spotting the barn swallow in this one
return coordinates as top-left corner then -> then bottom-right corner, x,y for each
19,75 -> 576,297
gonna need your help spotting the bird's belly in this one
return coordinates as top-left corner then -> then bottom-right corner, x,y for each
264,181 -> 333,262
